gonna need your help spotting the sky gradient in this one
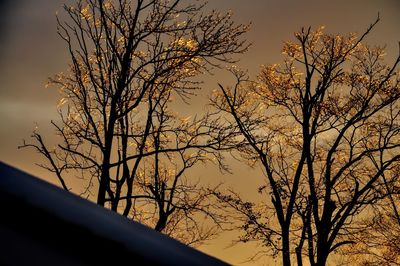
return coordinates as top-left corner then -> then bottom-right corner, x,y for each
0,0 -> 399,264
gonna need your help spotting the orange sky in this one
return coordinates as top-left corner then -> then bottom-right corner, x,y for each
0,0 -> 399,264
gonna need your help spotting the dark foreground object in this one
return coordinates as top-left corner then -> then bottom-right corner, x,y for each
0,162 -> 228,266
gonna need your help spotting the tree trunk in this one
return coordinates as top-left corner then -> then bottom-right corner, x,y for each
316,251 -> 328,266
282,228 -> 291,266
97,162 -> 110,206
295,246 -> 303,266
155,212 -> 167,232
316,233 -> 329,266
97,125 -> 115,207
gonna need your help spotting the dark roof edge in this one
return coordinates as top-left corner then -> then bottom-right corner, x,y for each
0,161 -> 229,266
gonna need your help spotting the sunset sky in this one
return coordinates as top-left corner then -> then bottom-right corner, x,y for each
0,0 -> 399,264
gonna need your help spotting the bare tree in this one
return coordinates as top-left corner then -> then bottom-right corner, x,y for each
339,169 -> 400,265
212,18 -> 400,265
20,0 -> 248,245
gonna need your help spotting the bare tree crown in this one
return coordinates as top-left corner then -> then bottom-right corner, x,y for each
213,18 -> 400,265
20,0 -> 248,245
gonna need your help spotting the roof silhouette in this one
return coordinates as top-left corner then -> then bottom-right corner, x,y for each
0,162 -> 228,266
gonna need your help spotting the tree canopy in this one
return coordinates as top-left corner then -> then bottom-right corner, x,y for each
213,17 -> 400,265
20,0 -> 248,245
